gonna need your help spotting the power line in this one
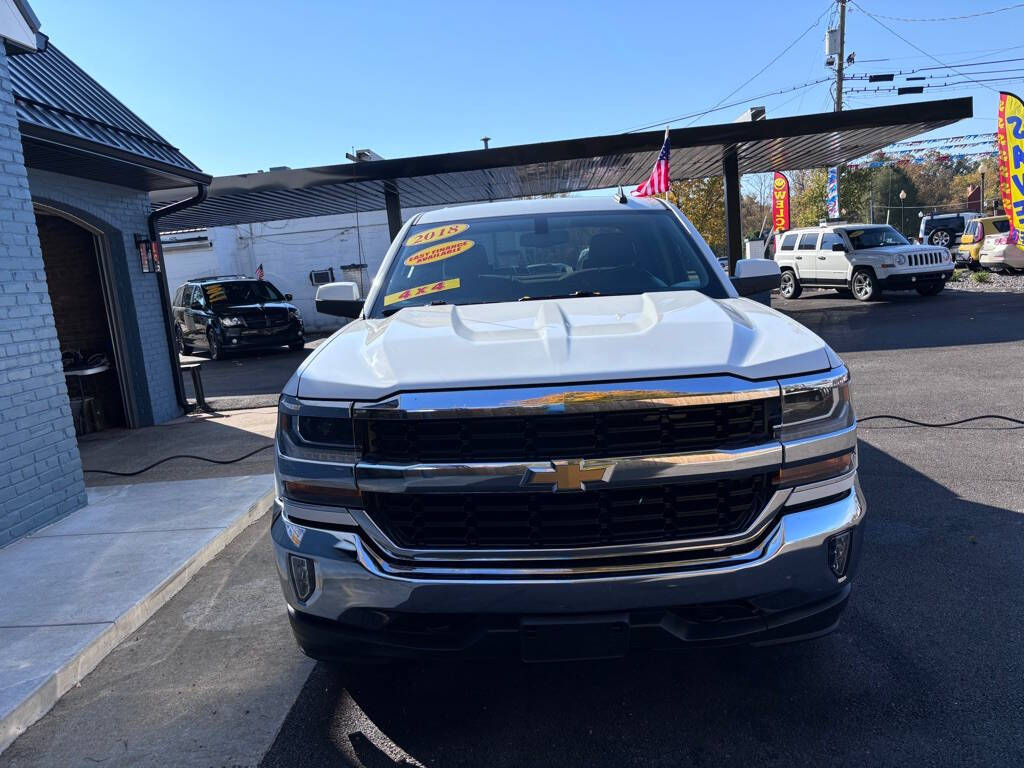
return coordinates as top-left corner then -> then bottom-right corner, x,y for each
853,3 -> 1024,23
622,78 -> 832,133
623,2 -> 831,132
851,1 -> 999,92
846,75 -> 1024,94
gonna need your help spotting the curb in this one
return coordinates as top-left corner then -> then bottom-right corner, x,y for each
0,486 -> 275,755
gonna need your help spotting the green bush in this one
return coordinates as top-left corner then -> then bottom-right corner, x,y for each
951,269 -> 965,282
970,270 -> 992,283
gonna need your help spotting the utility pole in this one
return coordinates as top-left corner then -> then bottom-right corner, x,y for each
835,0 -> 847,112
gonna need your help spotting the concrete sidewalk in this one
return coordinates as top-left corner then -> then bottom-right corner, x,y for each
0,474 -> 275,754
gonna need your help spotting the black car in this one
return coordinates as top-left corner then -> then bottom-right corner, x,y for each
171,275 -> 304,360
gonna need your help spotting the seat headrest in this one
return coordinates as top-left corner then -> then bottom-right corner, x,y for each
581,233 -> 633,270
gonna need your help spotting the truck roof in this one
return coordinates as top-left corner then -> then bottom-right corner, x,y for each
414,195 -> 667,224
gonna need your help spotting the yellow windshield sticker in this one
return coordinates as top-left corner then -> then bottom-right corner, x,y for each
383,278 -> 461,307
204,284 -> 226,302
404,239 -> 474,267
404,223 -> 469,247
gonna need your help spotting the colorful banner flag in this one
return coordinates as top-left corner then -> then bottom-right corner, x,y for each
826,167 -> 839,219
771,172 -> 790,232
996,92 -> 1024,242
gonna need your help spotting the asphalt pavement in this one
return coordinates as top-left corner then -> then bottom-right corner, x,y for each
4,287 -> 1023,767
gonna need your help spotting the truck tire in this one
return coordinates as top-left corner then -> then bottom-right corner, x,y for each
207,330 -> 223,360
175,326 -> 193,355
851,269 -> 879,301
929,229 -> 952,247
779,269 -> 802,299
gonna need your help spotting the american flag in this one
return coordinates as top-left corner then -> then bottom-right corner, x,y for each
255,263 -> 264,280
633,128 -> 671,197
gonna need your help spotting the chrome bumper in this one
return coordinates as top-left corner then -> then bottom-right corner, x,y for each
271,474 -> 865,619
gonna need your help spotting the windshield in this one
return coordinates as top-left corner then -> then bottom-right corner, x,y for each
370,210 -> 726,317
202,280 -> 284,306
842,226 -> 909,250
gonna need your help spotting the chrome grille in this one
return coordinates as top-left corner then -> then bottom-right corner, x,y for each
362,472 -> 771,550
359,398 -> 778,464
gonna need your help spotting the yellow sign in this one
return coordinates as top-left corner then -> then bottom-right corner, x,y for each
383,278 -> 461,307
404,239 -> 474,267
997,92 -> 1024,238
404,223 -> 469,247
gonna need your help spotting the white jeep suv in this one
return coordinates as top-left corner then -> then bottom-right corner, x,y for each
774,223 -> 953,301
272,197 -> 864,662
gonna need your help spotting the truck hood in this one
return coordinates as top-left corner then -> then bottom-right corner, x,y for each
853,244 -> 946,257
293,292 -> 832,400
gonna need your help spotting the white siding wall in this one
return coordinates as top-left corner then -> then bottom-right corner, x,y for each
163,206 -> 443,332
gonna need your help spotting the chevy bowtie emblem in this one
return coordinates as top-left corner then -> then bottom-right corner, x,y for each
525,460 -> 610,492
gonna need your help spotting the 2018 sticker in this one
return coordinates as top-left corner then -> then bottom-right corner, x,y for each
404,239 -> 474,267
404,223 -> 469,247
383,278 -> 461,306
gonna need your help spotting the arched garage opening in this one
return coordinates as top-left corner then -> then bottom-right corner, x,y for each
34,203 -> 133,433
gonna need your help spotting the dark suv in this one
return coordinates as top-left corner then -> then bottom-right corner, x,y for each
172,275 -> 304,359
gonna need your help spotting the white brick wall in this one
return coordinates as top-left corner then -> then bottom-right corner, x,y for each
0,47 -> 87,545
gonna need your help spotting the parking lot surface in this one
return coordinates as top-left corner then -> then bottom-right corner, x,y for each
5,289 -> 1023,768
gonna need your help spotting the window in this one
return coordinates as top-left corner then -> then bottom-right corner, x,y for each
780,233 -> 798,251
991,219 -> 1011,234
798,233 -> 819,250
173,286 -> 185,306
842,226 -> 909,250
201,280 -> 285,305
370,210 -> 728,317
188,286 -> 203,308
820,232 -> 844,251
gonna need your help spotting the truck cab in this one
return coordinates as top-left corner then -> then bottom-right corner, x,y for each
774,223 -> 953,301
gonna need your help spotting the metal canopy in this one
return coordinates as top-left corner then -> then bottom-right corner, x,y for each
152,98 -> 971,231
9,43 -> 211,190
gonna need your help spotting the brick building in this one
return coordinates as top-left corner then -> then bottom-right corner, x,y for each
0,2 -> 209,545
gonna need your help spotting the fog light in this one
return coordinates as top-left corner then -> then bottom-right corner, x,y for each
828,531 -> 852,577
288,554 -> 316,601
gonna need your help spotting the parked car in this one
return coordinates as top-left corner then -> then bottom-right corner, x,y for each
918,211 -> 978,248
774,223 -> 952,301
958,215 -> 1010,269
271,196 -> 864,662
979,231 -> 1024,273
171,275 -> 304,360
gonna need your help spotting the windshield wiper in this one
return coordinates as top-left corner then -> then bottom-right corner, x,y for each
381,300 -> 450,317
517,290 -> 601,302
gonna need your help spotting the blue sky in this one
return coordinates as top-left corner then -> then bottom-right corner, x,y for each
31,0 -> 1015,176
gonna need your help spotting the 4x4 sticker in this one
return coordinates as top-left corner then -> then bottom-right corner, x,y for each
383,278 -> 461,306
405,223 -> 469,247
404,239 -> 474,267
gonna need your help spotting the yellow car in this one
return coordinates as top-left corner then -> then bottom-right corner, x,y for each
959,216 -> 1010,269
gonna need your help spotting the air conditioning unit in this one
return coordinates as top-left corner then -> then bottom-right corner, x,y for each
309,268 -> 335,286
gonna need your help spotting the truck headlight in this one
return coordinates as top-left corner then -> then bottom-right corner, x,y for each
220,316 -> 244,327
778,368 -> 854,442
895,254 -> 906,266
277,395 -> 363,507
289,308 -> 302,321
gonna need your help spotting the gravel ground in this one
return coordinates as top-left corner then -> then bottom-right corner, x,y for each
947,269 -> 1024,292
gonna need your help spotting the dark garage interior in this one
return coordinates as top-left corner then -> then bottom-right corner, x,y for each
36,212 -> 126,433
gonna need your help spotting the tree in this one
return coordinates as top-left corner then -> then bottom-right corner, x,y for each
669,177 -> 726,256
791,168 -> 828,227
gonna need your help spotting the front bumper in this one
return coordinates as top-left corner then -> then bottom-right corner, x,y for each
271,477 -> 866,659
219,322 -> 303,349
877,269 -> 953,289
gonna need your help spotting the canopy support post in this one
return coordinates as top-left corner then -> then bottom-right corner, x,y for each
723,146 -> 741,276
384,181 -> 402,241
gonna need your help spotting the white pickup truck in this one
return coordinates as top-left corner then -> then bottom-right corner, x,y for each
272,196 -> 864,662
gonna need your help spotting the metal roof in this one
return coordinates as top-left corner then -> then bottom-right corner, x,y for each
9,43 -> 210,189
151,98 -> 972,231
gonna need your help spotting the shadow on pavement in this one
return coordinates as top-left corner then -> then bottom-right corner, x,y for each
260,439 -> 1024,768
773,290 -> 1024,354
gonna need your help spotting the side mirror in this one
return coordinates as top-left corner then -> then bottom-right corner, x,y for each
731,259 -> 781,298
315,281 -> 363,318
831,242 -> 847,251
284,293 -> 293,301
